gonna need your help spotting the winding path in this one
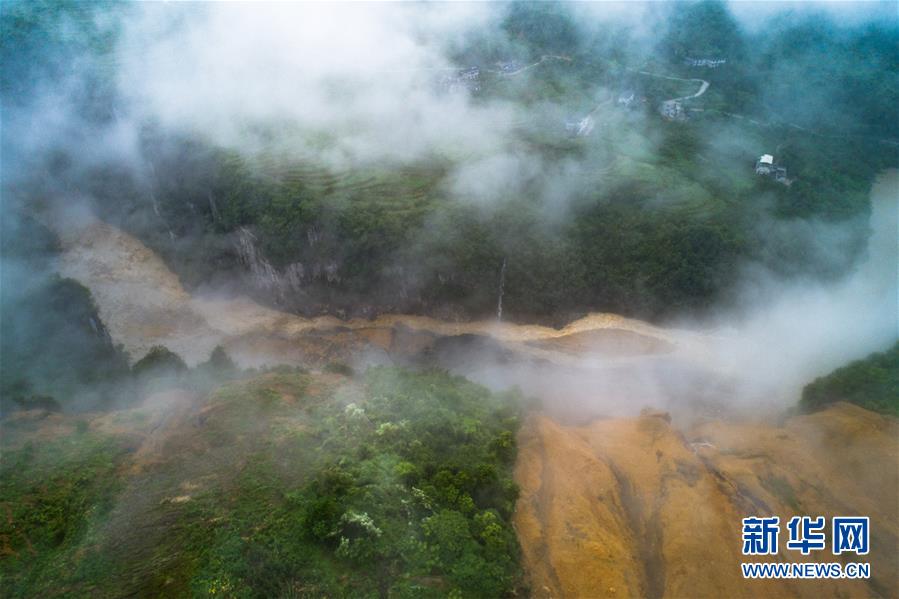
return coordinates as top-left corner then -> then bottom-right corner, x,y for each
632,68 -> 709,102
495,54 -> 571,77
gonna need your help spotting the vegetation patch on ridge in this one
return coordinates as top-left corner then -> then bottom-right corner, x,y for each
0,367 -> 525,598
800,342 -> 899,417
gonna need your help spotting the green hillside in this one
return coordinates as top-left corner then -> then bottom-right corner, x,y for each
0,368 -> 524,598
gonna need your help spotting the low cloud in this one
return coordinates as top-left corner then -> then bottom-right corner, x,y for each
116,3 -> 516,167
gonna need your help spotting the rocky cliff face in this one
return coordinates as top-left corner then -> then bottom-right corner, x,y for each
53,216 -> 688,369
236,226 -> 342,304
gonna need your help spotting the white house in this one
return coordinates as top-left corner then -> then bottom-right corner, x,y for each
755,154 -> 775,174
660,99 -> 686,121
684,57 -> 727,68
755,154 -> 788,183
618,91 -> 636,108
565,115 -> 595,137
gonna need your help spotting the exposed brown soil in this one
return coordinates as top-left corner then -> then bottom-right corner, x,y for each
525,329 -> 675,357
54,218 -> 697,369
514,404 -> 899,598
51,217 -> 899,598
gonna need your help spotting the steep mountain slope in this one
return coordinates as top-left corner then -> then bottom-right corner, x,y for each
43,215 -> 899,598
53,215 -> 697,368
514,404 -> 898,598
1,369 -> 524,597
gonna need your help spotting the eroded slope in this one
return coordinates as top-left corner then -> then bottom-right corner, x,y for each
514,404 -> 899,598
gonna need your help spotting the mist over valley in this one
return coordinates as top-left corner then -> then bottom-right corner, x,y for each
1,2 -> 897,597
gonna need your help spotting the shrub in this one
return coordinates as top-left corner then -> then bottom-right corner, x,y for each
800,342 -> 899,416
132,345 -> 188,380
324,361 -> 355,377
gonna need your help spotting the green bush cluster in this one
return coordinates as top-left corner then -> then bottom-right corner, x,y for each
0,431 -> 130,596
131,345 -> 188,380
0,272 -> 132,414
800,342 -> 899,416
187,368 -> 524,598
1,368 -> 524,597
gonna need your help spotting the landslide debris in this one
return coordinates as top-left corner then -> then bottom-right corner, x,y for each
55,218 -> 699,371
514,403 -> 899,598
50,217 -> 899,598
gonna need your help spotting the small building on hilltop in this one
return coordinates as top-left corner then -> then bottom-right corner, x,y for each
459,66 -> 480,81
565,114 -> 595,138
755,154 -> 789,184
755,154 -> 775,173
616,83 -> 647,111
439,66 -> 481,94
660,99 -> 686,121
618,91 -> 637,108
684,57 -> 727,68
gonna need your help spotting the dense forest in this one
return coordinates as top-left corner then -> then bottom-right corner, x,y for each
1,2 -> 897,597
0,214 -> 131,411
1,367 -> 524,597
801,342 -> 899,416
2,0 -> 896,327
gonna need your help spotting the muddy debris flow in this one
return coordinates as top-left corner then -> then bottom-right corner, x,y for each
46,215 -> 899,598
